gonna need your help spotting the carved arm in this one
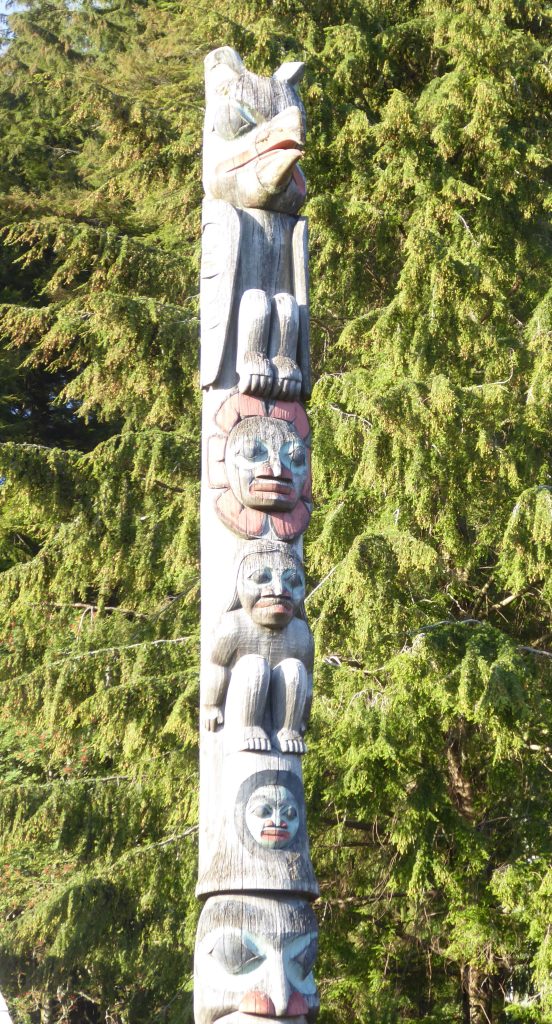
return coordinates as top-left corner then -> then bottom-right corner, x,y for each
201,615 -> 237,730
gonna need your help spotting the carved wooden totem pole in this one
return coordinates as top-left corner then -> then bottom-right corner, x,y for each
195,46 -> 318,1024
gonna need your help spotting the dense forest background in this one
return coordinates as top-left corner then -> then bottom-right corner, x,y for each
0,1 -> 551,1022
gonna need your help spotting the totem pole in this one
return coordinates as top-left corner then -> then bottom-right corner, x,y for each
195,47 -> 318,1024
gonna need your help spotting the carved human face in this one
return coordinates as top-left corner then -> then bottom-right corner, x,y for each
226,418 -> 309,513
245,785 -> 300,849
194,895 -> 319,1024
237,547 -> 305,628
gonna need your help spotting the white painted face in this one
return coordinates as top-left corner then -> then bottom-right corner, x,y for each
238,548 -> 305,628
194,896 -> 319,1024
245,785 -> 300,849
226,417 -> 308,512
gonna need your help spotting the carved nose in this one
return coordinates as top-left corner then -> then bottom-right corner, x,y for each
270,456 -> 282,476
287,992 -> 309,1016
238,991 -> 275,1016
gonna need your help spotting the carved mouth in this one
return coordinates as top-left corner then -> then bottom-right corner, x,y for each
261,826 -> 289,840
250,480 -> 295,495
216,138 -> 304,176
255,596 -> 293,611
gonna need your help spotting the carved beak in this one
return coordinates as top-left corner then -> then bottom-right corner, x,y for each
215,107 -> 305,194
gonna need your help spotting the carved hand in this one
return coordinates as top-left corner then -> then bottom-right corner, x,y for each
202,705 -> 224,731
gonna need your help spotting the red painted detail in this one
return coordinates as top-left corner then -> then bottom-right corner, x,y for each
215,392 -> 242,433
287,992 -> 309,1016
271,502 -> 310,540
238,991 -> 276,1016
301,449 -> 312,501
271,401 -> 310,440
238,394 -> 267,419
211,394 -> 312,539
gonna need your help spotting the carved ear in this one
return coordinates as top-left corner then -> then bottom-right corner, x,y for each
273,61 -> 306,86
204,47 -> 244,94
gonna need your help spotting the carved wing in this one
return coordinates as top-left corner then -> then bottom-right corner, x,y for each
200,198 -> 242,388
292,216 -> 311,398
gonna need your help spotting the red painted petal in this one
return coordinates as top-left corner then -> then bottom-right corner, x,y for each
271,400 -> 310,440
271,399 -> 296,422
237,505 -> 267,538
292,404 -> 310,440
215,393 -> 242,433
216,491 -> 266,537
271,501 -> 310,540
216,490 -> 244,531
238,394 -> 267,419
301,449 -> 312,501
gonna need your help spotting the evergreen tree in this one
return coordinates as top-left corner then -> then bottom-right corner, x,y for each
1,2 -> 551,1023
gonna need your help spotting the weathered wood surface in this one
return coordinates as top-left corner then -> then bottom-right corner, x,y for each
194,895 -> 319,1024
196,44 -> 318,1023
196,752 -> 318,898
200,204 -> 311,398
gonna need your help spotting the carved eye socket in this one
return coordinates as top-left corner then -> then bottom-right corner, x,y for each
289,445 -> 306,467
241,439 -> 268,461
283,804 -> 298,820
252,802 -> 274,818
214,100 -> 260,140
292,937 -> 317,980
209,934 -> 265,975
249,568 -> 272,585
283,570 -> 303,590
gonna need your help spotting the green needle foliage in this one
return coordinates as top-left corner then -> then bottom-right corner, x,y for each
0,2 -> 551,1023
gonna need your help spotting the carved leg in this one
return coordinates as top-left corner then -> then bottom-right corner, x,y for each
237,288 -> 273,397
271,657 -> 307,754
269,292 -> 302,400
224,653 -> 271,751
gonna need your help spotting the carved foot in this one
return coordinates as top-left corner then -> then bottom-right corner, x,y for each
274,728 -> 307,754
271,357 -> 302,401
238,354 -> 274,397
238,727 -> 272,752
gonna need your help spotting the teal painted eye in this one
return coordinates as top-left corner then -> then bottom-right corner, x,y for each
292,937 -> 317,980
209,934 -> 264,975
